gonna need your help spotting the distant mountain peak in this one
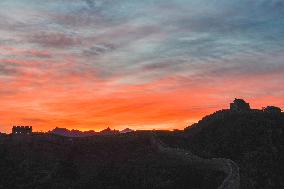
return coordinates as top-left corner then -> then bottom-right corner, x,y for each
99,127 -> 119,135
50,127 -> 97,137
120,128 -> 134,134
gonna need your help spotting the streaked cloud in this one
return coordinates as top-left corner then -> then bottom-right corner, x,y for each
0,0 -> 283,132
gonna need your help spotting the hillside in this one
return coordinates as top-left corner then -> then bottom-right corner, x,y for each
0,133 -> 223,189
185,109 -> 284,188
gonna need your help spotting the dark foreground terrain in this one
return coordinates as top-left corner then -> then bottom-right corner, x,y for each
0,109 -> 283,189
0,133 -> 224,189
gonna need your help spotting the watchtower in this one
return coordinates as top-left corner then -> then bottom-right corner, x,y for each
12,126 -> 32,135
230,98 -> 251,112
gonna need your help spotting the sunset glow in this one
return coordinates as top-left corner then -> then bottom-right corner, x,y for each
1,0 -> 284,133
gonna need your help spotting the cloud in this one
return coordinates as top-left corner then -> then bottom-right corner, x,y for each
28,32 -> 82,48
0,0 -> 284,132
0,62 -> 20,76
25,50 -> 52,58
84,0 -> 97,9
82,43 -> 115,56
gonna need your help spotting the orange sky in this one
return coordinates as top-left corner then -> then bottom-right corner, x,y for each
1,61 -> 283,133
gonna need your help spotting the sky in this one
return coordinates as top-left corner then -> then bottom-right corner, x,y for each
0,0 -> 284,133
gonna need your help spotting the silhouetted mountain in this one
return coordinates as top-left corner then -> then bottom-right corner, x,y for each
50,127 -> 123,137
120,128 -> 134,134
99,127 -> 120,135
50,127 -> 97,137
184,103 -> 284,188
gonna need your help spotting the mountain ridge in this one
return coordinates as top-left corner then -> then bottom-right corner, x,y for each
49,127 -> 134,137
183,105 -> 284,188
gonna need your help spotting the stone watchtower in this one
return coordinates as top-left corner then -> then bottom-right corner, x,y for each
12,126 -> 32,135
230,98 -> 251,112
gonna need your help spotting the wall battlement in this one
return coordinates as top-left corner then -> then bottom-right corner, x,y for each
12,126 -> 32,135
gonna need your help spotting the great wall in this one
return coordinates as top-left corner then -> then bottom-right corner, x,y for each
151,135 -> 240,189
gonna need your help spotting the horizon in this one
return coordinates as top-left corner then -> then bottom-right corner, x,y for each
1,0 -> 284,133
2,99 -> 283,134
